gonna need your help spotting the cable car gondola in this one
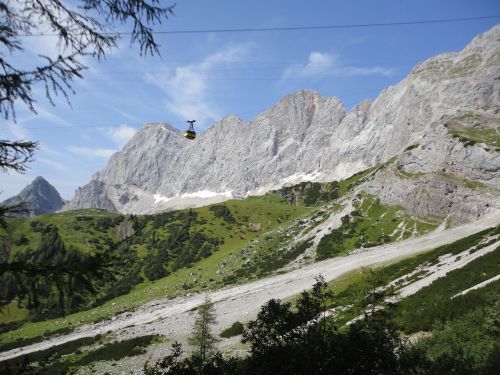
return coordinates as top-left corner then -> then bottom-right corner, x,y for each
184,120 -> 196,140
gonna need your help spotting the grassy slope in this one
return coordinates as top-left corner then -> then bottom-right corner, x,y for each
122,195 -> 313,304
0,194 -> 312,346
316,193 -> 440,260
0,164 -> 461,348
323,226 -> 499,326
445,113 -> 500,149
5,209 -> 122,256
0,333 -> 161,374
217,225 -> 499,340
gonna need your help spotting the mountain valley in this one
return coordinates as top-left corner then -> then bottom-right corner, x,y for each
0,24 -> 499,375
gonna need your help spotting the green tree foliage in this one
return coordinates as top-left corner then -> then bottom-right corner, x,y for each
412,309 -> 499,374
144,274 -> 500,374
209,205 -> 236,223
14,233 -> 28,246
0,224 -> 141,320
146,277 -> 414,375
143,254 -> 168,281
316,228 -> 345,259
188,299 -> 220,364
144,342 -> 240,375
273,181 -> 340,206
139,210 -> 222,280
1,208 -> 225,319
220,321 -> 244,338
0,0 -> 175,119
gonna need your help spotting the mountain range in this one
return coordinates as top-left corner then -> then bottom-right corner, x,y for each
62,25 -> 500,223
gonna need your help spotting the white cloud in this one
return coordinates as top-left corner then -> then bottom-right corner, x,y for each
4,93 -> 73,139
105,124 -> 137,147
335,65 -> 393,77
109,106 -> 144,123
302,52 -> 336,77
7,120 -> 30,140
5,105 -> 73,141
38,158 -> 69,173
34,107 -> 73,127
39,143 -> 64,157
283,52 -> 393,80
145,44 -> 253,126
68,146 -> 116,158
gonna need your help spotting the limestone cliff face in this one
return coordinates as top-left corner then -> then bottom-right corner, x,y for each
68,25 -> 500,222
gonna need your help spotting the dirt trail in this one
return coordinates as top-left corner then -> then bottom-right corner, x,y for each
1,213 -> 498,362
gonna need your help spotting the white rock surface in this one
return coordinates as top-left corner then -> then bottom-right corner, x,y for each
68,26 -> 500,222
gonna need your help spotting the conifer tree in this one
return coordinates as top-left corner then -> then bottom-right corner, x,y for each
188,298 -> 219,364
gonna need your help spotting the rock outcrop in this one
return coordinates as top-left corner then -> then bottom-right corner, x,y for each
68,25 -> 500,223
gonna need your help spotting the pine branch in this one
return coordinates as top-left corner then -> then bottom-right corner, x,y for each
0,139 -> 39,172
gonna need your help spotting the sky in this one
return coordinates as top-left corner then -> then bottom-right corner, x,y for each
1,0 -> 499,200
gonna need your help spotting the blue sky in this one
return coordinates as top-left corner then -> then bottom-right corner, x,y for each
2,0 -> 499,200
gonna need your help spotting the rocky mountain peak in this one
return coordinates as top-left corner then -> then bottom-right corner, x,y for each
2,176 -> 65,216
464,24 -> 500,51
32,176 -> 48,185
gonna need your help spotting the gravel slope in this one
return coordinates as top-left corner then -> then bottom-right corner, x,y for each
1,212 -> 499,362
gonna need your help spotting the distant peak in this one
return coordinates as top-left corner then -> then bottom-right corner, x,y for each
2,176 -> 64,216
285,89 -> 321,99
143,122 -> 180,133
32,176 -> 49,184
221,114 -> 244,123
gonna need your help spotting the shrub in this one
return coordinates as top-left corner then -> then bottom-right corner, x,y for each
220,321 -> 244,338
209,205 -> 236,223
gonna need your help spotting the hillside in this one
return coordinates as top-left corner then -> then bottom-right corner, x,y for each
0,166 -> 445,325
0,157 -> 499,373
1,172 -> 498,370
0,213 -> 498,373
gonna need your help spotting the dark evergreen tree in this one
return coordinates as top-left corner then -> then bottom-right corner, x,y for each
188,299 -> 219,365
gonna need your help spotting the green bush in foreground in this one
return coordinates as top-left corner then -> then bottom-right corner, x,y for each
220,321 -> 244,338
145,277 -> 411,375
145,274 -> 499,375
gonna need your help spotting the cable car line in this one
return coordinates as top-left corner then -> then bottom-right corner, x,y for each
18,15 -> 500,37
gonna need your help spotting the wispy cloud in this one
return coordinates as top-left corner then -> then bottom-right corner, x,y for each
145,44 -> 253,126
40,143 -> 65,156
5,104 -> 74,140
68,146 -> 116,158
38,157 -> 70,173
283,52 -> 393,80
108,106 -> 144,123
104,124 -> 137,147
34,107 -> 73,127
338,66 -> 394,76
7,120 -> 30,140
